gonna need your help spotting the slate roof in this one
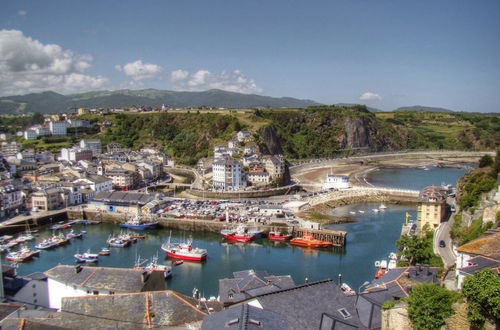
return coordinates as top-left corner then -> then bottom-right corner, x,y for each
0,303 -> 22,322
202,304 -> 288,330
456,255 -> 500,276
242,280 -> 361,330
219,270 -> 295,306
91,191 -> 154,206
357,266 -> 439,329
456,230 -> 500,260
55,290 -> 220,329
44,265 -> 164,293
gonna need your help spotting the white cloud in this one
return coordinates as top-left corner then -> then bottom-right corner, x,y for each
360,92 -> 382,101
0,29 -> 107,95
115,60 -> 162,80
168,69 -> 262,94
17,10 -> 27,16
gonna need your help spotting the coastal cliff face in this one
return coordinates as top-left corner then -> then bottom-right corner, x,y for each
258,125 -> 283,155
339,116 -> 375,150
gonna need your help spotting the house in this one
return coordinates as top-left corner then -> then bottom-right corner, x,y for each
237,130 -> 252,142
73,175 -> 113,194
218,269 -> 295,307
247,172 -> 270,185
104,168 -> 136,191
237,279 -> 361,330
106,143 -> 125,153
417,185 -> 447,232
455,230 -> 500,289
228,138 -> 239,149
202,304 -> 288,330
23,129 -> 38,140
212,158 -> 246,191
322,175 -> 351,190
3,272 -> 50,309
31,187 -> 68,211
44,265 -> 166,309
79,139 -> 101,156
59,147 -> 93,162
357,266 -> 439,329
0,184 -> 23,218
49,121 -> 68,136
264,155 -> 286,179
213,145 -> 228,159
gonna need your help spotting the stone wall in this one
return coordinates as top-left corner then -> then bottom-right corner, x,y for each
382,305 -> 412,330
187,184 -> 300,199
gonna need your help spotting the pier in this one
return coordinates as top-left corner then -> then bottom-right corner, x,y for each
292,228 -> 347,247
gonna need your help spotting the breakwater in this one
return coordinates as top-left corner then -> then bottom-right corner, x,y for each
187,184 -> 300,199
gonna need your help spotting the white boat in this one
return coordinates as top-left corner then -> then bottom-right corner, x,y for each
372,209 -> 380,213
388,259 -> 397,270
379,260 -> 388,269
349,211 -> 356,215
378,204 -> 387,210
358,210 -> 365,214
340,283 -> 356,296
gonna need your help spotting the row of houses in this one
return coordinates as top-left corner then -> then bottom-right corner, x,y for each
24,119 -> 92,139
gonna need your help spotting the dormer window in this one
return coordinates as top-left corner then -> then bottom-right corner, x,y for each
338,308 -> 351,319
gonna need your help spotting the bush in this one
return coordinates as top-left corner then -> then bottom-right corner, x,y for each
463,269 -> 500,329
479,154 -> 494,168
382,301 -> 395,310
407,283 -> 460,330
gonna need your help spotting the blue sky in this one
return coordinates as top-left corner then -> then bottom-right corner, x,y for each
1,0 -> 499,112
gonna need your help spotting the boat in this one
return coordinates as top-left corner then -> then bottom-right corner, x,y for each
349,211 -> 356,215
372,209 -> 380,213
35,234 -> 69,250
74,250 -> 99,263
119,215 -> 158,230
220,224 -> 254,243
268,230 -> 292,241
161,236 -> 208,262
98,248 -> 111,256
374,259 -> 388,279
49,222 -> 72,230
290,233 -> 333,248
107,235 -> 131,248
378,204 -> 387,210
172,260 -> 184,266
6,246 -> 41,262
388,252 -> 397,270
358,210 -> 365,214
134,255 -> 172,278
340,283 -> 356,296
247,228 -> 265,238
66,229 -> 84,239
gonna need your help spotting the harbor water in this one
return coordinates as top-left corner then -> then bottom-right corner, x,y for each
7,166 -> 468,298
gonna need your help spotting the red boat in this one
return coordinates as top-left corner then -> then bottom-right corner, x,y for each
268,230 -> 292,241
220,224 -> 254,243
290,233 -> 333,248
161,238 -> 208,262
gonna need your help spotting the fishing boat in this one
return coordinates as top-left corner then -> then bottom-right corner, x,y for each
134,255 -> 172,278
388,252 -> 397,270
268,229 -> 292,241
161,236 -> 208,261
107,234 -> 131,248
66,229 -> 84,239
74,250 -> 99,263
247,228 -> 265,238
290,233 -> 333,248
119,215 -> 158,230
220,224 -> 254,243
98,247 -> 111,256
6,246 -> 41,262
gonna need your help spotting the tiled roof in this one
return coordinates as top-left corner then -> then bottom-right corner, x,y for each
456,231 -> 500,260
91,191 -> 154,205
457,255 -> 500,276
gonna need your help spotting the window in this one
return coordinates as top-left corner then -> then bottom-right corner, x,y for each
93,290 -> 99,295
338,308 -> 351,319
33,293 -> 37,297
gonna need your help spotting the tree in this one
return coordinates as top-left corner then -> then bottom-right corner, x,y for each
478,154 -> 493,168
462,269 -> 500,329
407,283 -> 459,330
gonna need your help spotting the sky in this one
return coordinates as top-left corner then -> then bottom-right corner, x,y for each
1,0 -> 499,112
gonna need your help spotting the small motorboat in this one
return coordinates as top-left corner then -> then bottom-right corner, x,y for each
172,260 -> 184,266
66,229 -> 84,239
372,209 -> 380,213
98,248 -> 111,256
358,210 -> 365,214
349,211 -> 356,215
268,230 -> 292,241
74,250 -> 99,263
378,204 -> 387,210
340,283 -> 356,296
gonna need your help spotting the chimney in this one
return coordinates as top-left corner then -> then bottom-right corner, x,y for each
141,271 -> 149,283
75,265 -> 83,273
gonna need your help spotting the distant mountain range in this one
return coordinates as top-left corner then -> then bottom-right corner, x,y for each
0,89 -> 470,115
0,89 -> 320,114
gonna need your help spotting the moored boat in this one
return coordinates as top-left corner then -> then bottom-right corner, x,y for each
134,255 -> 172,278
340,283 -> 356,296
75,250 -> 99,263
374,259 -> 388,279
161,236 -> 207,262
49,222 -> 72,230
119,215 -> 158,230
378,204 -> 387,210
98,248 -> 111,256
268,230 -> 292,241
107,235 -> 131,248
66,229 -> 84,239
290,233 -> 333,248
220,224 -> 254,243
6,246 -> 41,262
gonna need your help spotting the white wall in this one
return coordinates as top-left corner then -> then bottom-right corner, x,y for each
47,278 -> 109,309
13,279 -> 50,309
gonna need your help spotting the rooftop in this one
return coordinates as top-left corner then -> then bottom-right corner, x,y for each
456,230 -> 500,260
92,191 -> 154,205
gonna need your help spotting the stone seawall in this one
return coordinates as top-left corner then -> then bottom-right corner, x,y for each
187,185 -> 300,199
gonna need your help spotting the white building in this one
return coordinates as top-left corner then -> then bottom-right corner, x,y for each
237,130 -> 252,142
322,174 -> 351,190
214,145 -> 228,159
23,129 -> 38,140
212,159 -> 246,191
74,175 -> 113,193
49,121 -> 68,136
44,265 -> 165,309
80,139 -> 102,156
35,126 -> 50,137
60,147 -> 93,162
0,184 -> 23,218
247,171 -> 270,185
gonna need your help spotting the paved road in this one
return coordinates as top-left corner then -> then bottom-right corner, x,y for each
434,200 -> 457,268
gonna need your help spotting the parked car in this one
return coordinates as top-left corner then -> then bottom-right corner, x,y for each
439,240 -> 446,248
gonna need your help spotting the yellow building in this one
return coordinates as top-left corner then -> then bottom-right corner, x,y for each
77,108 -> 89,115
417,186 -> 447,233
